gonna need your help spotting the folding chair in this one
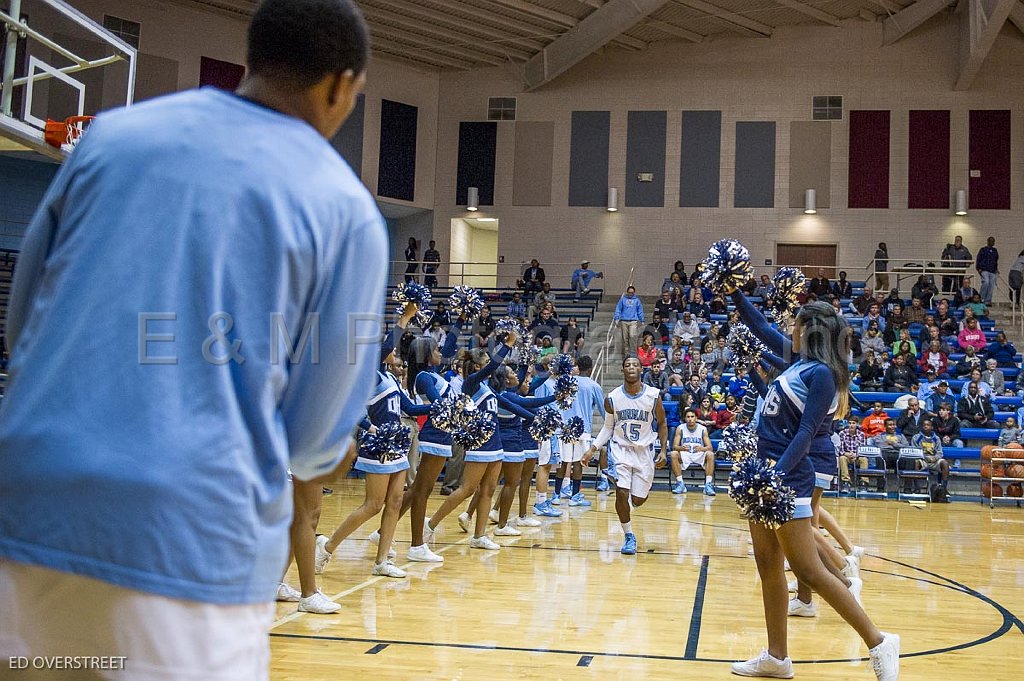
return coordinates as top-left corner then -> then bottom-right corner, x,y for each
853,446 -> 887,499
897,447 -> 930,501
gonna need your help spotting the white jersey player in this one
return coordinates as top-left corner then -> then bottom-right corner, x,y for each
585,357 -> 668,555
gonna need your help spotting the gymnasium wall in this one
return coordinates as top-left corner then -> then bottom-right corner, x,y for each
0,156 -> 59,250
389,17 -> 1024,294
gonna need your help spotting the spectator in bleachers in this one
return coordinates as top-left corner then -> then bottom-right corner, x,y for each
837,417 -> 868,493
905,298 -> 928,325
571,261 -> 602,302
932,401 -> 963,448
985,332 -> 1018,367
710,293 -> 728,315
753,274 -> 772,299
911,277 -> 937,310
832,270 -> 853,299
874,242 -> 890,291
643,314 -> 670,345
506,291 -> 527,321
614,285 -> 644,356
965,292 -> 988,319
728,366 -> 750,400
522,259 -> 545,295
958,382 -> 998,429
423,240 -> 440,289
998,416 -> 1021,447
654,290 -> 681,324
883,353 -> 915,393
1015,370 -> 1024,398
891,329 -> 917,357
912,419 -> 948,489
896,397 -> 926,437
672,260 -> 688,284
529,282 -> 557,321
663,271 -> 685,296
857,350 -> 884,391
687,269 -> 712,303
955,345 -> 983,377
434,301 -> 453,329
945,236 -> 972,291
1010,249 -> 1024,304
922,325 -> 952,356
936,302 -> 959,341
926,381 -> 954,414
672,311 -> 701,345
637,333 -> 658,369
830,298 -> 844,316
667,349 -> 687,387
881,289 -> 902,316
693,396 -> 717,432
643,361 -> 670,401
958,316 -> 987,354
871,418 -> 909,472
687,291 -> 711,321
976,236 -> 999,304
702,337 -> 732,374
528,306 -> 560,343
918,341 -> 950,378
861,323 -> 886,357
809,268 -> 831,298
560,317 -> 585,356
472,305 -> 496,349
719,310 -> 741,340
981,358 -> 1005,395
538,336 -> 556,359
404,237 -> 419,283
715,395 -> 739,432
741,276 -> 758,296
862,402 -> 889,438
961,367 -> 993,398
862,303 -> 887,334
424,319 -> 445,345
959,306 -> 978,330
953,275 -> 978,308
684,373 -> 706,408
851,286 -> 874,315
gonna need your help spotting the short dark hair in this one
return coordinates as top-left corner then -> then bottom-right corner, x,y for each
247,0 -> 370,87
577,355 -> 594,373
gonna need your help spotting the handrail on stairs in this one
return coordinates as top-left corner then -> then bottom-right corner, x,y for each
593,266 -> 634,386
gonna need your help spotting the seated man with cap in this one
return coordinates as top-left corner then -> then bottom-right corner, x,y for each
571,260 -> 603,301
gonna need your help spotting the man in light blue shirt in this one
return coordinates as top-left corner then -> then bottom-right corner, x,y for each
555,355 -> 608,503
614,285 -> 644,357
571,260 -> 603,301
0,0 -> 384,673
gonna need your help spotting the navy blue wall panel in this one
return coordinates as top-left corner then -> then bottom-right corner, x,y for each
568,111 -> 610,207
625,111 -> 666,207
679,111 -> 721,207
734,121 -> 776,208
456,122 -> 498,206
331,93 -> 364,177
378,99 -> 418,201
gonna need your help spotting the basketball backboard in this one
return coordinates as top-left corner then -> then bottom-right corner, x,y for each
0,0 -> 135,160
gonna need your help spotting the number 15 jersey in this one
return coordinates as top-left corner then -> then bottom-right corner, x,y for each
608,384 -> 660,448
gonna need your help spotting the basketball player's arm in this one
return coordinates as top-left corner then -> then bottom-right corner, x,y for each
671,425 -> 683,452
729,289 -> 792,359
584,397 -> 615,465
701,428 -> 714,453
654,398 -> 668,467
774,364 -> 835,475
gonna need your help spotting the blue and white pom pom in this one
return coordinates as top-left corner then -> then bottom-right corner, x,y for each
555,373 -> 578,409
716,422 -> 758,462
768,267 -> 806,322
700,239 -> 752,294
550,353 -> 575,377
392,282 -> 433,327
728,456 -> 796,529
560,416 -> 586,444
494,317 -> 526,345
429,393 -> 475,433
727,323 -> 768,372
519,342 -> 541,369
527,407 -> 562,442
360,422 -> 413,463
451,411 -> 497,450
447,285 -> 485,321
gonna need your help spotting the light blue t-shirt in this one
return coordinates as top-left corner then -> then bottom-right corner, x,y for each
568,375 -> 606,432
0,88 -> 387,605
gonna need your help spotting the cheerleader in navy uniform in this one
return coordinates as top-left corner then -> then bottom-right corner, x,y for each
462,364 -> 558,536
315,305 -> 432,578
728,301 -> 899,680
427,334 -> 518,549
369,315 -> 464,564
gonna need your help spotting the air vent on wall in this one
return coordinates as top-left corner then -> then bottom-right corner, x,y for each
812,95 -> 843,121
487,97 -> 517,121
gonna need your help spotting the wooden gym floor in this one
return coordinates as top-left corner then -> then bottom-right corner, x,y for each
271,479 -> 1024,680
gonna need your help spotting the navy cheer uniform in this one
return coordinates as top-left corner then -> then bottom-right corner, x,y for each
357,370 -> 430,474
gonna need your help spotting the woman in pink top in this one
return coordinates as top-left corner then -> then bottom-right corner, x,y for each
957,317 -> 987,353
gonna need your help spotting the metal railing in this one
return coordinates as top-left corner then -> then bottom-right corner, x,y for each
593,265 -> 634,387
387,260 -> 606,291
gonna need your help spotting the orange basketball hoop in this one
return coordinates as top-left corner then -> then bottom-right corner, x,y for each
43,115 -> 95,150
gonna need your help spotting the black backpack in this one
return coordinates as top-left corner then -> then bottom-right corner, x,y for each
929,483 -> 950,503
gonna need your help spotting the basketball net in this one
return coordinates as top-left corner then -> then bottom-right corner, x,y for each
43,115 -> 95,151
